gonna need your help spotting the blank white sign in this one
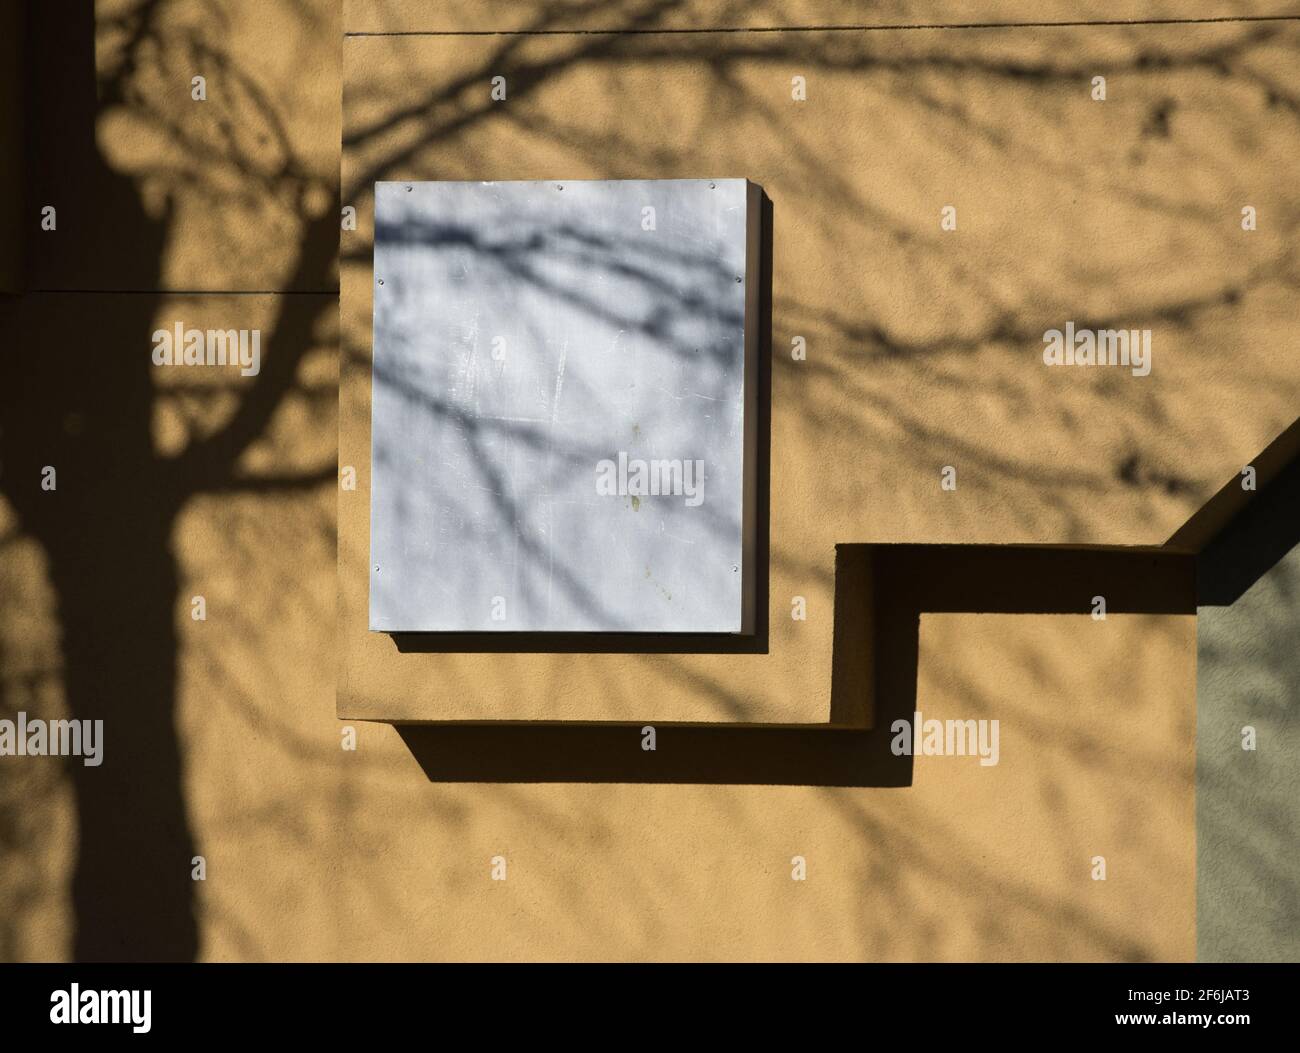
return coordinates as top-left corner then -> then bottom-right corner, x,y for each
369,179 -> 758,633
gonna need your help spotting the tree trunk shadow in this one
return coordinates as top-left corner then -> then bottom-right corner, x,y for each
1,1 -> 197,961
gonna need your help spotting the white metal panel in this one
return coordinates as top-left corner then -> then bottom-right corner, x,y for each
369,178 -> 754,632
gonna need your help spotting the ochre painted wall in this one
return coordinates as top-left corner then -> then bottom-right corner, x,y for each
2,0 -> 1297,961
339,16 -> 1300,725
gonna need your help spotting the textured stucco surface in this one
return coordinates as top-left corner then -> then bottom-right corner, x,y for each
1198,544 -> 1300,961
0,2 -> 23,292
1,0 -> 1296,963
27,0 -> 339,292
343,1 -> 1300,34
339,19 -> 1300,723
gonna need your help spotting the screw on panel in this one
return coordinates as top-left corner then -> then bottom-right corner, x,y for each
377,278 -> 384,285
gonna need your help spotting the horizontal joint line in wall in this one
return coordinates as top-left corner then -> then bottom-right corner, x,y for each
343,16 -> 1300,39
24,289 -> 340,297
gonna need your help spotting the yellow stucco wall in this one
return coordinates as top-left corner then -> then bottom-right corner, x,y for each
3,0 -> 1297,961
340,17 -> 1298,727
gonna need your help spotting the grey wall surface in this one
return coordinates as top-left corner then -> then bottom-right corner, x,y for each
369,179 -> 754,632
1197,539 -> 1300,961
